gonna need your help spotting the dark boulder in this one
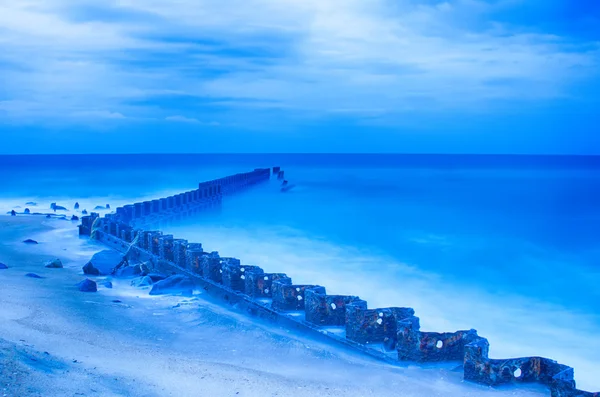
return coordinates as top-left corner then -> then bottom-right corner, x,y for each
103,281 -> 113,289
82,262 -> 100,276
82,210 -> 88,215
10,210 -> 16,216
131,276 -> 153,287
77,279 -> 97,292
74,202 -> 80,210
149,275 -> 194,296
23,239 -> 38,244
0,263 -> 8,269
25,273 -> 43,279
83,250 -> 125,275
24,208 -> 31,214
106,204 -> 110,209
71,215 -> 79,221
45,258 -> 63,268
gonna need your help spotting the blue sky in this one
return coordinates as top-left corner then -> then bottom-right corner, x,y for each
0,0 -> 598,154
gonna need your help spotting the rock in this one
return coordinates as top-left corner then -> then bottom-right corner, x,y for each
26,202 -> 37,206
24,208 -> 31,214
45,258 -> 63,268
149,274 -> 194,296
147,273 -> 167,282
25,273 -> 43,279
46,214 -> 51,218
83,250 -> 125,275
23,239 -> 38,244
10,210 -> 16,216
94,206 -> 105,210
131,276 -> 153,287
112,300 -> 122,303
115,265 -> 137,278
77,279 -> 97,292
82,210 -> 88,215
74,202 -> 80,210
82,262 -> 100,276
50,203 -> 67,211
71,215 -> 79,221
0,263 -> 8,269
106,204 -> 110,209
103,281 -> 113,289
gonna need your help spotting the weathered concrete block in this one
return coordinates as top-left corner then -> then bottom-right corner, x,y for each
271,281 -> 323,311
185,248 -> 205,275
244,271 -> 289,298
201,252 -> 222,283
222,262 -> 263,292
158,235 -> 174,261
147,231 -> 162,255
345,301 -> 415,347
304,288 -> 361,326
173,239 -> 188,268
397,316 -> 480,362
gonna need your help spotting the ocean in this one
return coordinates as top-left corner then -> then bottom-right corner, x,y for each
1,153 -> 598,391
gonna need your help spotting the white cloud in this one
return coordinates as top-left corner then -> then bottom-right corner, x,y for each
0,0 -> 598,125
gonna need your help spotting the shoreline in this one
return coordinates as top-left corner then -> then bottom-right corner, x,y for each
0,216 -> 549,396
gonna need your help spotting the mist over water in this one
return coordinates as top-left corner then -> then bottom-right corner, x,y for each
1,154 -> 599,391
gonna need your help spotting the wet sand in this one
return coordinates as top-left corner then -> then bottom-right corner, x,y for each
0,216 -> 547,397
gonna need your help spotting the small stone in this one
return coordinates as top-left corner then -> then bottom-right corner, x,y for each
71,215 -> 79,221
77,279 -> 97,292
23,239 -> 38,244
45,259 -> 63,268
25,273 -> 43,279
131,276 -> 153,287
111,300 -> 122,303
10,210 -> 16,216
106,204 -> 110,209
24,208 -> 30,214
0,263 -> 8,270
82,210 -> 88,215
103,281 -> 113,289
74,202 -> 80,210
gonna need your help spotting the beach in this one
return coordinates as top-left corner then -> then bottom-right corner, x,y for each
0,215 -> 550,397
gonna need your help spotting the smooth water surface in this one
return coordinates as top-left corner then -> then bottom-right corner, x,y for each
1,154 -> 598,390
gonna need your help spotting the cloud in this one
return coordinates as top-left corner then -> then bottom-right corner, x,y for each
165,115 -> 199,123
0,0 -> 598,127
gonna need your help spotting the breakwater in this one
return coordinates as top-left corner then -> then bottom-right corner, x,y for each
78,167 -> 597,397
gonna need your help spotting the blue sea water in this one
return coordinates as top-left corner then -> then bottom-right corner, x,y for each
1,154 -> 599,390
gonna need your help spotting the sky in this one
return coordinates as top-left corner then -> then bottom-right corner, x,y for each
0,0 -> 599,154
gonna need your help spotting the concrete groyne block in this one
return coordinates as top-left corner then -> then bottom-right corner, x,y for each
345,301 -> 415,347
397,316 -> 480,362
244,272 -> 290,298
222,262 -> 264,292
173,239 -> 189,268
201,252 -> 222,283
304,288 -> 362,326
146,231 -> 163,255
271,281 -> 323,311
158,235 -> 175,261
185,247 -> 205,275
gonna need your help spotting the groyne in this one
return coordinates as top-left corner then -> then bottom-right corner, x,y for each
78,167 -> 597,397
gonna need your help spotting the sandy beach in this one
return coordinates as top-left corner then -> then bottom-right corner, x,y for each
0,216 -> 548,397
